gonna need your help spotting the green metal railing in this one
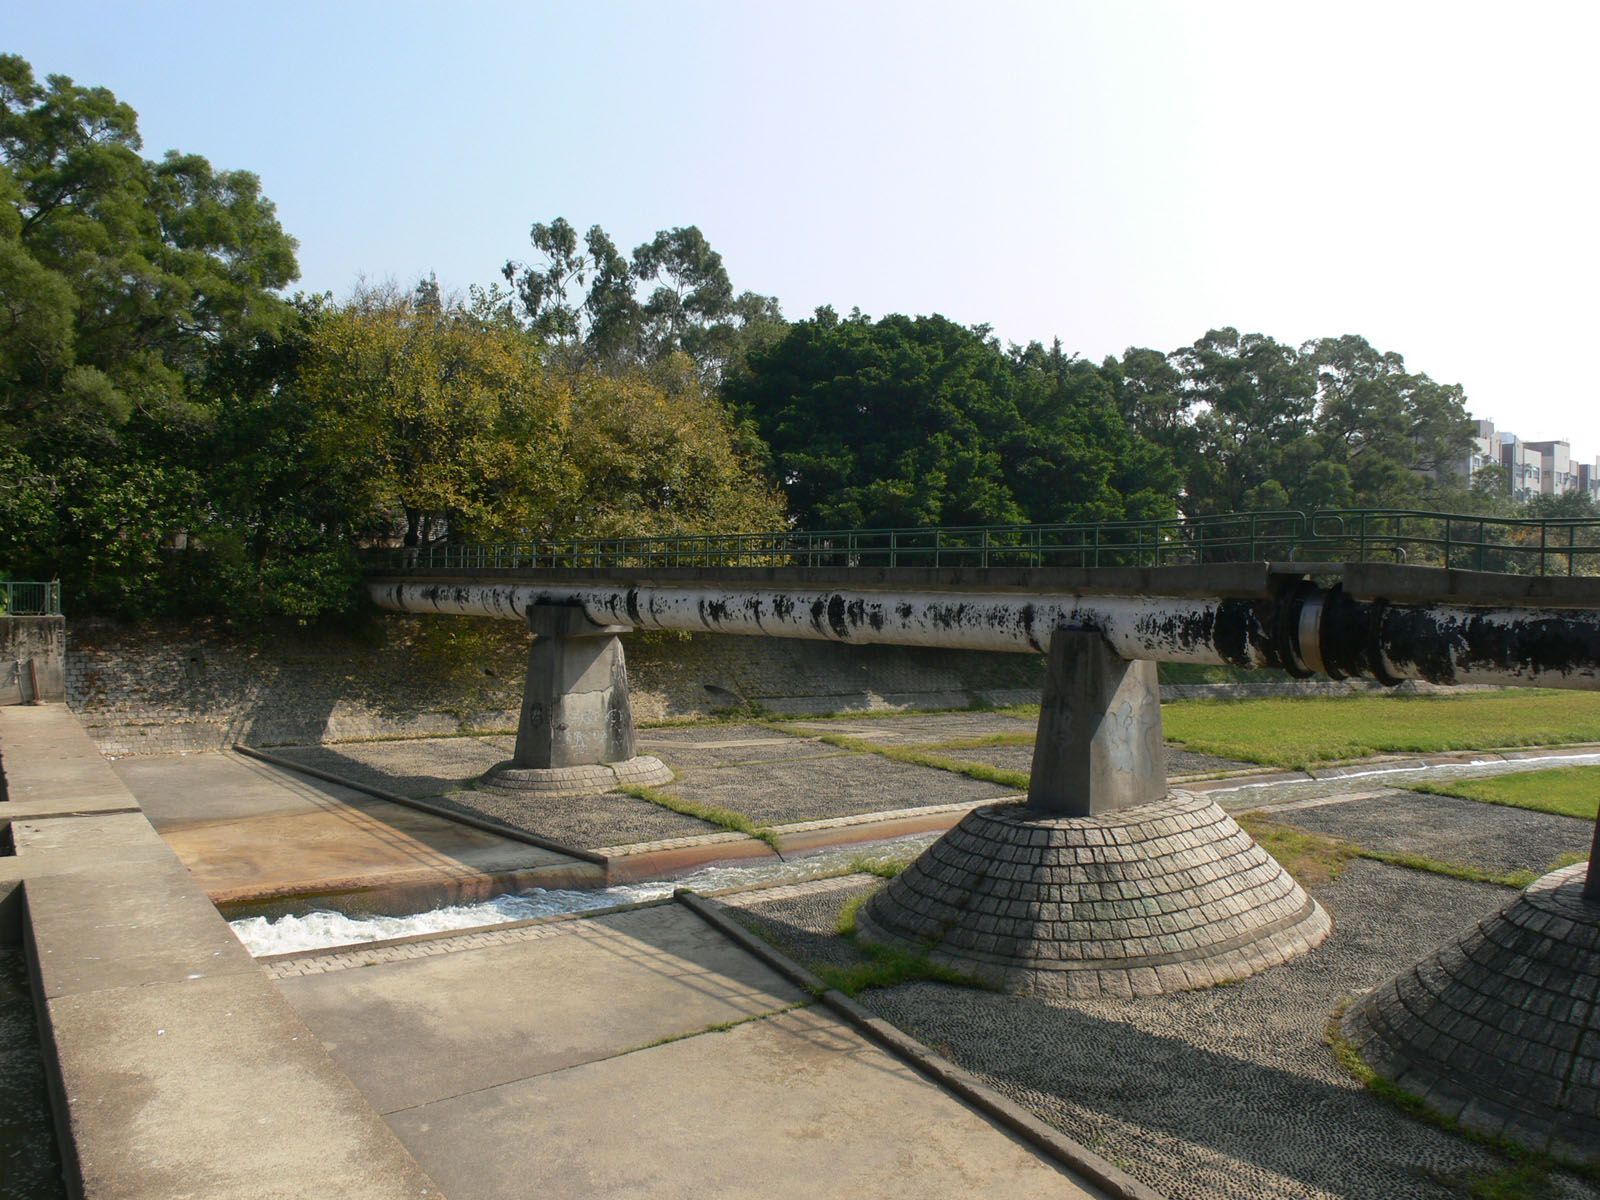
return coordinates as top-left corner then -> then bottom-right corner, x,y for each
360,509 -> 1600,578
0,581 -> 62,615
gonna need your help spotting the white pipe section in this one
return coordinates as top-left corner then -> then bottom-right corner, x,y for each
369,580 -> 1264,665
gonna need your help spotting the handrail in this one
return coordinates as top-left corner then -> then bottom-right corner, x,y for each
359,508 -> 1600,578
0,581 -> 62,616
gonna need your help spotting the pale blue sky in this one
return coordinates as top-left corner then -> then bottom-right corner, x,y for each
9,1 -> 1599,456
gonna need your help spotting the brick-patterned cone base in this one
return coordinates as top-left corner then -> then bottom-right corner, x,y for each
856,791 -> 1330,998
479,755 -> 673,797
1340,863 -> 1599,1164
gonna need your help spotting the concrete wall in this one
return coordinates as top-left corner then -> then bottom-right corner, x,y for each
63,615 -> 1456,757
1,615 -> 65,705
65,615 -> 1048,755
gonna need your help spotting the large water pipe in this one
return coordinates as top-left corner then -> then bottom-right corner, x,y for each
369,578 -> 1600,691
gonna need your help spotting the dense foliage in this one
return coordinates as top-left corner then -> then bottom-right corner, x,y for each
725,310 -> 1177,529
2,56 -> 1583,624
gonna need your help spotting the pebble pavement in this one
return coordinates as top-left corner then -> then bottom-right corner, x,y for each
724,793 -> 1600,1200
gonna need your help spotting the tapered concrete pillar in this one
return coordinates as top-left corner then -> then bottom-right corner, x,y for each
482,606 -> 672,796
1027,629 -> 1166,816
858,625 -> 1329,997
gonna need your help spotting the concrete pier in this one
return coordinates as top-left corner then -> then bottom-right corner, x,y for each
859,633 -> 1328,995
1027,631 -> 1166,817
482,605 -> 671,796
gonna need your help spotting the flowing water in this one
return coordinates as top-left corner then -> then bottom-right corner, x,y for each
229,832 -> 942,956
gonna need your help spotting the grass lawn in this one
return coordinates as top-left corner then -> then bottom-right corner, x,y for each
1413,765 -> 1600,821
1159,690 -> 1600,770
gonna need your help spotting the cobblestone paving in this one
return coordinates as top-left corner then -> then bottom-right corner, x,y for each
724,862 -> 1600,1200
638,723 -> 843,766
274,738 -> 508,798
1343,864 -> 1600,1161
859,794 -> 1329,997
1268,788 -> 1590,877
667,753 -> 1011,826
426,787 -> 720,848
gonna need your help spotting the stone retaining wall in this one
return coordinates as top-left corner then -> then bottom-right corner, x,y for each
64,615 -> 1471,757
65,615 -> 1047,755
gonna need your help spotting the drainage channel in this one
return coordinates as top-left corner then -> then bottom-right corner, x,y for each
234,748 -> 1600,957
230,830 -> 943,956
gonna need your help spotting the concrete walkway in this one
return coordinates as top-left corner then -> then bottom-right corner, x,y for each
0,705 -> 437,1199
111,751 -> 599,914
3,705 -> 1121,1198
266,902 -> 1110,1200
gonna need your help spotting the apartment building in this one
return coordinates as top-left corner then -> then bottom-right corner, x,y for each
1451,418 -> 1600,501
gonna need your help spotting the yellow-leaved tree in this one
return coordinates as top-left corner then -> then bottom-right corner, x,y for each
302,285 -> 783,547
302,284 -> 573,546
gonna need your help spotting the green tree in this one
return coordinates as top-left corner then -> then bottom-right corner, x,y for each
301,285 -> 571,548
504,218 -> 784,381
726,310 -> 1176,530
1305,333 -> 1474,509
0,54 -> 303,616
1170,328 -> 1318,516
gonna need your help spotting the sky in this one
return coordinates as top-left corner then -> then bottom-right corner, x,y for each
9,1 -> 1600,458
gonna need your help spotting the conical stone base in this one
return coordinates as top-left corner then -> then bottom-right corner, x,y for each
1340,863 -> 1599,1164
857,790 -> 1330,998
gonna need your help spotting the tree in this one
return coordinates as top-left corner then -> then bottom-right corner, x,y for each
0,54 -> 303,616
725,310 -> 1177,530
1170,328 -> 1319,516
550,355 -> 786,537
504,218 -> 783,381
1305,333 -> 1474,509
301,285 -> 570,548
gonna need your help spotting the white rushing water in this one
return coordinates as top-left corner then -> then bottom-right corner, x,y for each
229,832 -> 941,957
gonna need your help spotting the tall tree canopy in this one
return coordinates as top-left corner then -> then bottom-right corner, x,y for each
724,309 -> 1178,530
0,53 -> 311,616
1102,329 -> 1477,518
503,218 -> 784,382
300,283 -> 785,548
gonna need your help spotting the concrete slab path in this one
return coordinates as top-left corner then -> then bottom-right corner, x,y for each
270,903 -> 1110,1200
0,706 -> 441,1199
111,751 -> 600,910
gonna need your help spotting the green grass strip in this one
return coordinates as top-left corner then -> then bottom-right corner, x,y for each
1238,814 -> 1583,891
1412,766 -> 1600,821
615,783 -> 781,852
1357,849 -> 1586,891
1162,691 -> 1600,769
1235,815 -> 1361,888
824,891 -> 990,996
912,732 -> 1035,752
783,727 -> 1031,791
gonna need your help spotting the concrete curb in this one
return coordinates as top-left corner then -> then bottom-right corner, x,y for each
233,742 -> 608,865
674,890 -> 1168,1200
